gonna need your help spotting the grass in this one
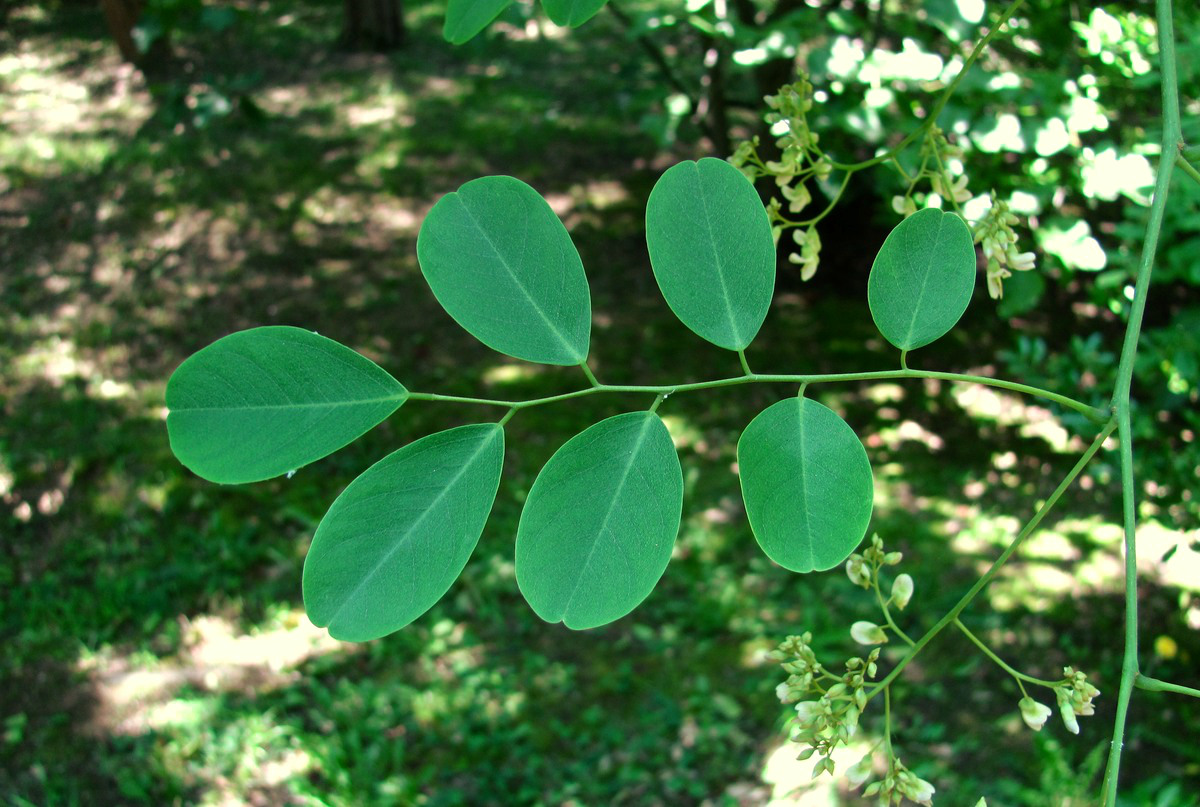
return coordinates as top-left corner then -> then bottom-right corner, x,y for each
1,1 -> 1198,804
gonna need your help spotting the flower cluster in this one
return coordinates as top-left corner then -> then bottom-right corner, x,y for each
888,125 -> 1037,301
1054,667 -> 1101,734
728,77 -> 832,278
891,125 -> 971,218
771,633 -> 881,776
973,195 -> 1036,299
861,756 -> 937,805
1016,667 -> 1100,734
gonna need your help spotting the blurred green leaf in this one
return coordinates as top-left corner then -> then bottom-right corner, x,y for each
541,0 -> 608,28
444,0 -> 514,44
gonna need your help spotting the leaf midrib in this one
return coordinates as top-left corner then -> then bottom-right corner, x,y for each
171,394 -> 408,413
559,414 -> 654,622
901,213 -> 948,348
692,163 -> 743,348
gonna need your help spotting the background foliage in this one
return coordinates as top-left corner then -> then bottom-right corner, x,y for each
1,0 -> 1197,804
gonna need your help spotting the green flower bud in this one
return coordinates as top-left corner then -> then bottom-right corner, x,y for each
892,573 -> 914,609
851,621 -> 888,645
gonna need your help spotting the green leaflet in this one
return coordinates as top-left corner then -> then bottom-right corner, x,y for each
443,0 -> 513,43
417,175 -> 592,366
645,158 -> 776,351
737,397 -> 874,573
303,424 -> 505,642
166,326 -> 407,484
541,0 -> 608,28
515,411 -> 684,629
867,208 -> 976,351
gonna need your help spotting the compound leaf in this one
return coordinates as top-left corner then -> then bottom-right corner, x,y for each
516,411 -> 683,629
303,423 -> 505,642
444,0 -> 513,43
737,397 -> 873,573
166,326 -> 407,484
541,0 -> 608,27
417,175 -> 592,365
868,207 -> 976,351
645,158 -> 776,351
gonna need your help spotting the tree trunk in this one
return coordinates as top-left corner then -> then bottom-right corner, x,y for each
99,0 -> 172,73
342,0 -> 406,50
100,0 -> 143,63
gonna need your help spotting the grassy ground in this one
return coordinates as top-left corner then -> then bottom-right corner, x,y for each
1,1 -> 1198,804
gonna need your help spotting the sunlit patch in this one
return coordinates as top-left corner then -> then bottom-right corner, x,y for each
82,610 -> 344,736
1135,522 -> 1200,593
760,738 -> 874,804
481,363 -> 544,386
660,413 -> 704,451
951,384 -> 1084,453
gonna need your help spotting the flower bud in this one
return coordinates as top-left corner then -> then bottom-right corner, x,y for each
1055,688 -> 1080,734
846,555 -> 872,588
1018,696 -> 1052,731
892,573 -> 914,610
851,621 -> 888,645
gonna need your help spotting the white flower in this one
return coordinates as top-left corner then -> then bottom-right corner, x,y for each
892,194 -> 917,217
846,555 -> 872,588
794,700 -> 821,722
1009,250 -> 1037,271
846,753 -> 874,787
850,621 -> 887,645
892,574 -> 914,610
781,181 -> 811,213
906,775 -> 936,805
1019,696 -> 1052,731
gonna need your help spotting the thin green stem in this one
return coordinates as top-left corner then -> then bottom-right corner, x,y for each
954,618 -> 1059,687
410,368 -> 1106,421
649,392 -> 667,414
867,418 -> 1117,700
798,170 -> 854,227
874,577 -> 915,646
928,140 -> 964,217
738,349 -> 754,377
580,362 -> 601,387
498,407 -> 517,427
1177,154 -> 1200,187
884,685 -> 894,758
829,0 -> 1025,172
1135,674 -> 1200,699
1101,0 -> 1181,801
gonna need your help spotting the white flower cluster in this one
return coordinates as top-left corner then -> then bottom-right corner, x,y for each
973,195 -> 1036,299
728,77 -> 831,279
1017,667 -> 1100,734
861,756 -> 936,805
891,125 -> 972,218
771,633 -> 881,777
